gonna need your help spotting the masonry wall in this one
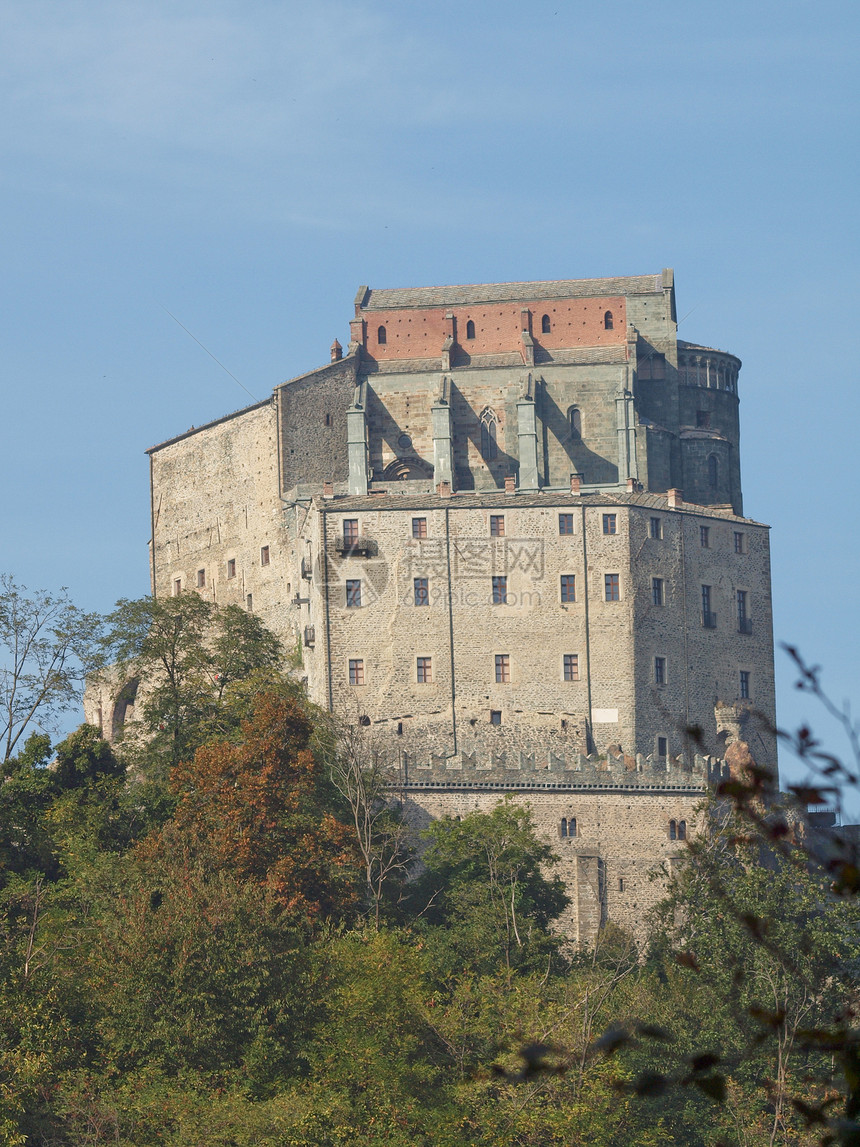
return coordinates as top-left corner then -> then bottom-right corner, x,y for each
297,494 -> 774,767
148,400 -> 293,638
277,354 -> 359,492
401,787 -> 702,945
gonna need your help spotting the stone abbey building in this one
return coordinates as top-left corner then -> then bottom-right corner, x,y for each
90,270 -> 776,943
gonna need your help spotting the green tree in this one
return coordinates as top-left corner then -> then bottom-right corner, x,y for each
416,798 -> 569,984
102,594 -> 283,769
0,575 -> 104,764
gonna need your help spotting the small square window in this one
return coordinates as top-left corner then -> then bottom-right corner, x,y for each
740,670 -> 751,700
495,654 -> 510,684
346,579 -> 362,608
490,709 -> 502,725
700,525 -> 710,548
417,657 -> 432,684
650,517 -> 663,540
605,573 -> 620,601
559,513 -> 574,536
492,576 -> 507,605
173,578 -> 182,596
490,514 -> 505,537
657,736 -> 668,758
227,559 -> 236,579
603,513 -> 617,535
412,517 -> 427,539
197,569 -> 206,588
563,653 -> 579,682
655,656 -> 666,685
651,577 -> 664,606
260,545 -> 270,566
560,575 -> 576,603
734,531 -> 745,554
348,659 -> 365,686
343,519 -> 359,544
696,410 -> 711,429
414,577 -> 429,606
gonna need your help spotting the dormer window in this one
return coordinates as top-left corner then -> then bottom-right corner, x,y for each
377,325 -> 387,345
541,314 -> 551,334
604,310 -> 614,330
466,319 -> 476,340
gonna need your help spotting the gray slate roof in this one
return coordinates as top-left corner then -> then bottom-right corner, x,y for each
361,274 -> 664,310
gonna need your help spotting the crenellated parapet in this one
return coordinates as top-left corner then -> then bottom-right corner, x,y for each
393,747 -> 732,792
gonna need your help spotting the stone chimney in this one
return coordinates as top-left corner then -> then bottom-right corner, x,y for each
437,480 -> 452,499
505,475 -> 516,495
330,339 -> 343,362
570,473 -> 581,494
322,481 -> 333,499
667,488 -> 683,507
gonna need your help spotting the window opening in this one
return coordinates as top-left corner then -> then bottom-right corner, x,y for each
246,594 -> 253,611
650,517 -> 663,539
605,573 -> 620,601
740,670 -> 751,699
377,325 -> 387,345
348,659 -> 365,686
173,578 -> 182,596
197,569 -> 206,588
651,577 -> 664,606
563,653 -> 579,681
414,577 -> 429,606
700,525 -> 710,548
734,531 -> 745,554
696,410 -> 711,429
412,517 -> 427,539
417,657 -> 432,683
490,514 -> 505,537
561,575 -> 576,603
227,559 -> 236,579
737,590 -> 751,633
655,656 -> 666,685
492,576 -> 507,605
568,407 -> 582,437
669,819 -> 677,840
658,737 -> 668,758
466,319 -> 475,340
603,513 -> 617,535
260,546 -> 270,566
702,584 -> 716,628
346,579 -> 362,608
559,513 -> 574,536
343,519 -> 359,544
490,710 -> 502,725
604,310 -> 614,330
480,407 -> 498,461
677,821 -> 687,841
708,454 -> 719,488
494,654 -> 510,684
541,313 -> 551,334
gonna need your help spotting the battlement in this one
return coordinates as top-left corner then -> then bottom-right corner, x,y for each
393,749 -> 730,792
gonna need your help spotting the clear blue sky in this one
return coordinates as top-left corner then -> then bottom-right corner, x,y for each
1,0 -> 858,789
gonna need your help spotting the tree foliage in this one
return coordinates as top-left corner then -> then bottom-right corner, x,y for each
0,575 -> 104,763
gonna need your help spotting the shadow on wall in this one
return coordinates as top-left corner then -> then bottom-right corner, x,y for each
540,383 -> 618,487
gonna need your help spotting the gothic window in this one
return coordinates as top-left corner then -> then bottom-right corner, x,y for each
466,319 -> 476,340
541,314 -> 551,334
568,407 -> 582,437
708,454 -> 719,488
480,407 -> 498,461
669,819 -> 677,840
677,820 -> 687,841
604,310 -> 614,330
377,325 -> 387,345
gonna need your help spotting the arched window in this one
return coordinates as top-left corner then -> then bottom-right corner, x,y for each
541,314 -> 551,334
560,817 -> 568,838
568,406 -> 582,437
669,819 -> 677,840
377,325 -> 387,345
708,454 -> 719,488
569,816 -> 577,837
678,820 -> 687,841
480,407 -> 498,461
466,319 -> 476,340
604,310 -> 614,330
